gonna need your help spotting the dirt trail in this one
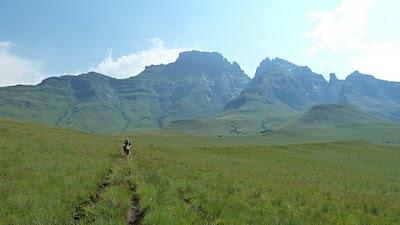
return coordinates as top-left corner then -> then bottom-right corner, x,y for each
72,168 -> 113,224
178,189 -> 214,225
72,158 -> 147,224
127,179 -> 147,225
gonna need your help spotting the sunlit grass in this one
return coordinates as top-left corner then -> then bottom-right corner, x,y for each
1,119 -> 400,224
0,119 -> 120,224
131,139 -> 400,225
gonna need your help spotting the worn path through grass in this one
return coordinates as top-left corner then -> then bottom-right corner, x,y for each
72,156 -> 147,225
0,119 -> 147,225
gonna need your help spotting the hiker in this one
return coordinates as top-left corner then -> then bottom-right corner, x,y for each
123,138 -> 132,158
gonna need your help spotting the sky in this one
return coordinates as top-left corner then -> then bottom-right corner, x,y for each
0,0 -> 400,86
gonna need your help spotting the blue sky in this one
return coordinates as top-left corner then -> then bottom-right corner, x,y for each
0,0 -> 399,86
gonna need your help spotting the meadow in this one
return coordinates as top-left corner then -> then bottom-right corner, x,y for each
1,119 -> 400,224
130,136 -> 400,225
0,119 -> 121,224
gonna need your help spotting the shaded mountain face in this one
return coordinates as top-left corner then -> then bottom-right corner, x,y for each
0,51 -> 249,132
324,71 -> 400,120
224,58 -> 400,125
224,58 -> 328,115
253,58 -> 328,109
141,51 -> 250,122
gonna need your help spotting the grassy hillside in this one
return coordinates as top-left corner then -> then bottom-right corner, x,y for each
278,104 -> 384,129
129,135 -> 400,224
0,119 -> 125,224
164,118 -> 265,136
2,119 -> 400,224
165,104 -> 396,137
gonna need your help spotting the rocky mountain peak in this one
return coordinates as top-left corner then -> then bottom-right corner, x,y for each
161,51 -> 248,80
175,51 -> 225,64
329,73 -> 338,82
255,57 -> 313,78
346,71 -> 376,81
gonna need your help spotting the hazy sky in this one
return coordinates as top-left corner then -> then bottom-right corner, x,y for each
0,0 -> 399,86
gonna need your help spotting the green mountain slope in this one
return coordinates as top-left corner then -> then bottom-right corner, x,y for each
164,104 -> 389,136
279,104 -> 384,129
1,53 -> 400,134
0,51 -> 249,133
164,117 -> 265,136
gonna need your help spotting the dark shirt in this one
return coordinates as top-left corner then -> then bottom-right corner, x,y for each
124,140 -> 131,146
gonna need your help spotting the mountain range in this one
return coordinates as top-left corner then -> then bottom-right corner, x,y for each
0,50 -> 399,134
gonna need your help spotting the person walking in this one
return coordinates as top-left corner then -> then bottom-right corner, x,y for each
123,137 -> 132,158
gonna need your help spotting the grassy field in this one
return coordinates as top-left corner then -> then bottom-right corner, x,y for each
1,119 -> 400,224
130,135 -> 400,225
0,119 -> 123,224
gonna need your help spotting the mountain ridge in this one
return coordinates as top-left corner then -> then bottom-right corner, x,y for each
0,51 -> 250,132
1,50 -> 399,133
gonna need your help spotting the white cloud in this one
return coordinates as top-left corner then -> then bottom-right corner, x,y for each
351,42 -> 400,81
0,41 -> 13,50
0,41 -> 44,86
307,0 -> 376,55
307,0 -> 400,81
93,38 -> 196,78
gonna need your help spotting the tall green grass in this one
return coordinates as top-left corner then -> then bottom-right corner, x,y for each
130,138 -> 400,225
1,119 -> 400,224
0,119 -> 120,224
